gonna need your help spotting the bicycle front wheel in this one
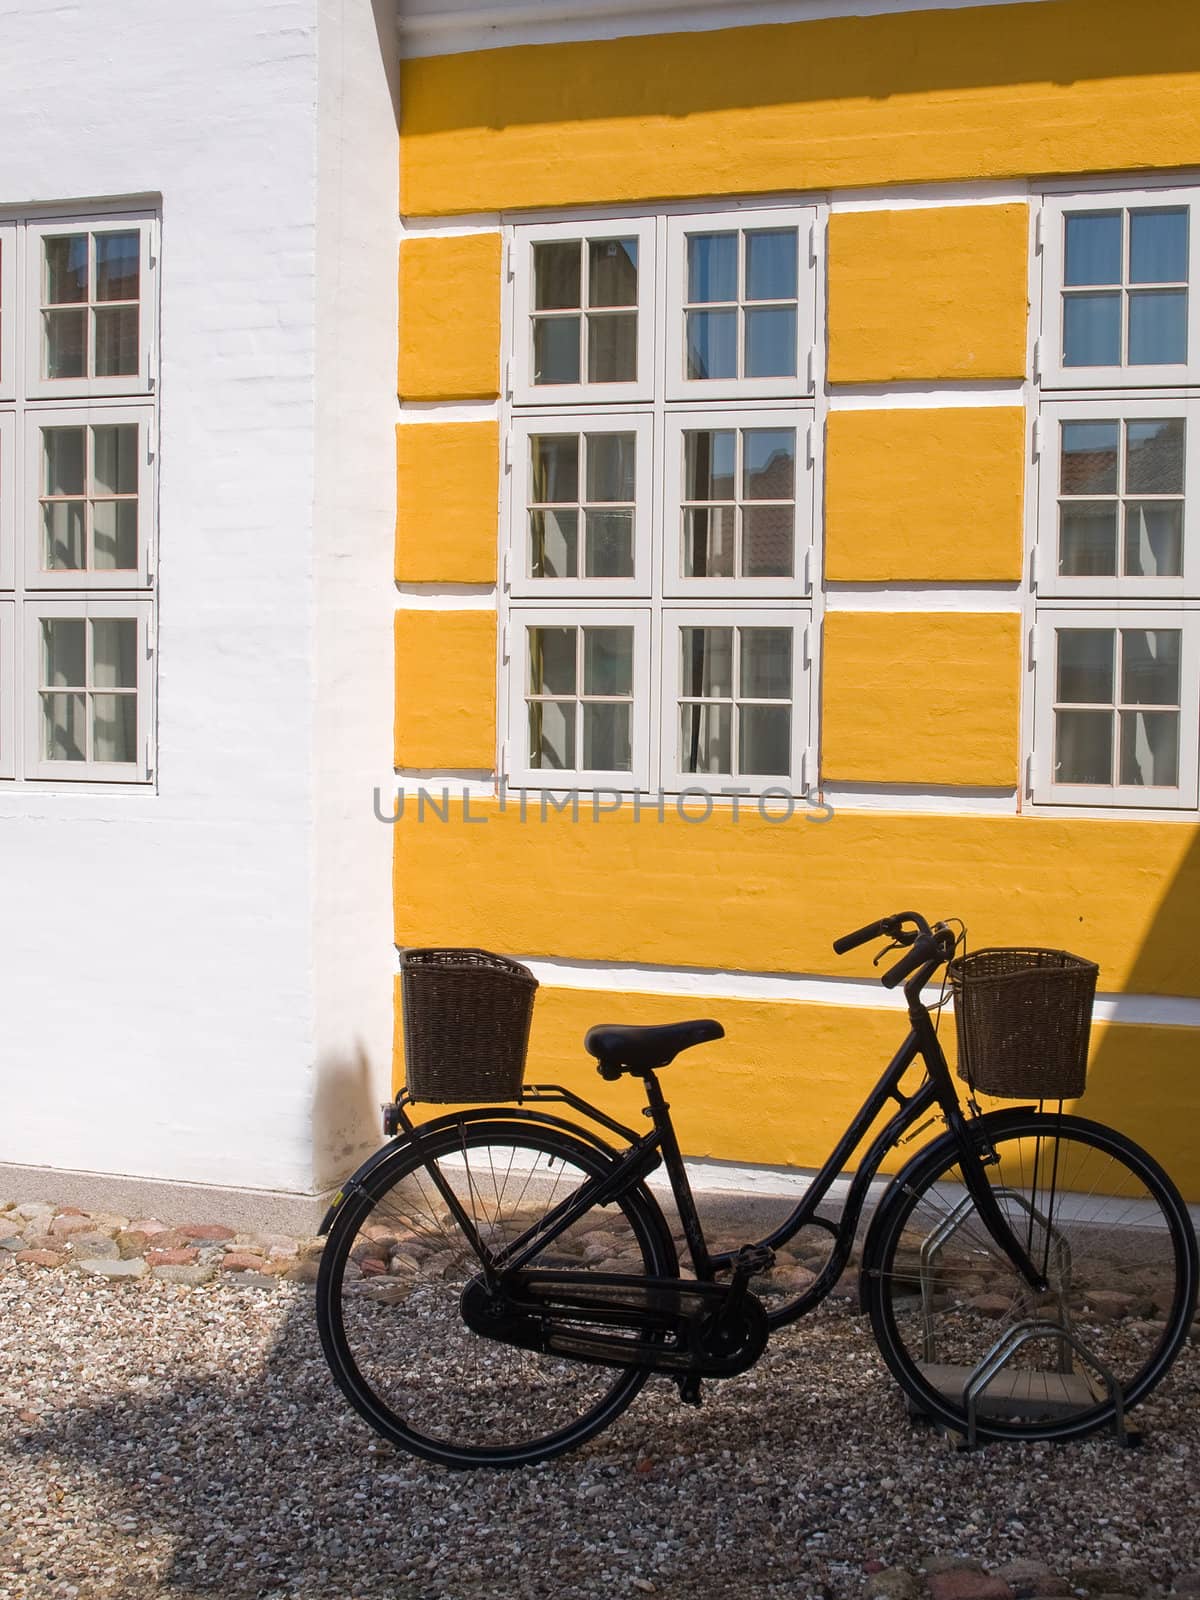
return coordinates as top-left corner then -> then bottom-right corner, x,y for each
866,1111 -> 1197,1442
316,1118 -> 677,1468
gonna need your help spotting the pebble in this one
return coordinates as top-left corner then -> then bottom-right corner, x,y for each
78,1257 -> 148,1280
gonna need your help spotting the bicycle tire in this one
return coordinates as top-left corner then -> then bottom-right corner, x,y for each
317,1117 -> 677,1468
865,1109 -> 1198,1442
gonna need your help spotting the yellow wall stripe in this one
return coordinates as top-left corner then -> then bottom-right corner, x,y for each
396,422 -> 500,584
398,235 -> 502,400
393,611 -> 497,769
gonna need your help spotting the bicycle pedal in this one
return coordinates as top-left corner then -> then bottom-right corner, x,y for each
676,1374 -> 704,1407
732,1244 -> 775,1278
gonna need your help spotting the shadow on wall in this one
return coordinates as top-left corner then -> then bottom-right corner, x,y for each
311,1044 -> 385,1193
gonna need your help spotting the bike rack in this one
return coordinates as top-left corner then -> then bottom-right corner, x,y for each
963,1320 -> 1128,1449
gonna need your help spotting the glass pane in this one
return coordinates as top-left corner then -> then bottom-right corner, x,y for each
43,501 -> 85,570
687,234 -> 737,303
95,231 -> 140,301
1064,212 -> 1122,286
92,693 -> 137,763
583,627 -> 633,696
587,312 -> 636,383
1129,208 -> 1188,285
44,427 -> 85,495
1126,418 -> 1185,494
680,702 -> 731,774
1063,293 -> 1121,366
1058,503 -> 1118,576
742,505 -> 794,577
684,430 -> 735,501
585,433 -> 635,503
42,618 -> 86,687
1119,710 -> 1179,786
44,235 -> 88,303
528,701 -> 575,770
745,229 -> 797,302
530,510 -> 577,579
1128,290 -> 1187,365
680,627 -> 733,698
739,704 -> 791,775
744,308 -> 796,379
528,627 -> 576,695
532,317 -> 580,386
95,305 -> 139,376
740,628 -> 792,699
685,309 -> 737,380
682,506 -> 736,577
44,309 -> 86,379
588,239 -> 637,308
92,500 -> 139,570
1056,629 -> 1114,703
582,703 -> 632,771
584,509 -> 634,577
1060,421 -> 1119,495
92,619 -> 138,687
533,241 -> 580,310
41,692 -> 87,762
1124,501 -> 1184,578
93,424 -> 139,495
1055,709 -> 1113,784
530,435 -> 578,503
743,429 -> 795,500
1121,628 -> 1180,705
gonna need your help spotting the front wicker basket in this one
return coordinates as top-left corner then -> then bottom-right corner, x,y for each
948,947 -> 1099,1100
400,947 -> 538,1103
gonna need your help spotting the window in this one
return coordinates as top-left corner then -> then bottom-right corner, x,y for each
0,208 -> 157,786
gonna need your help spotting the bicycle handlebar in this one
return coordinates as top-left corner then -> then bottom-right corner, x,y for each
832,911 -> 946,991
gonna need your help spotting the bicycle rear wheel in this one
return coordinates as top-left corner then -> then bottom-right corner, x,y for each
316,1118 -> 676,1468
865,1110 -> 1197,1442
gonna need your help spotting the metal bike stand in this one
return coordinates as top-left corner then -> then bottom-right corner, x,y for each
963,1319 -> 1129,1449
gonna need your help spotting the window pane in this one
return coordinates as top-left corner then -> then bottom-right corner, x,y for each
530,435 -> 578,503
583,627 -> 633,696
745,229 -> 797,301
1058,503 -> 1118,576
532,317 -> 580,385
742,505 -> 794,577
528,627 -> 576,695
528,701 -> 575,770
680,627 -> 733,698
44,308 -> 86,379
1055,709 -> 1113,784
739,704 -> 791,775
93,424 -> 139,495
687,234 -> 737,303
92,500 -> 139,570
682,506 -> 736,577
582,702 -> 632,770
95,231 -> 140,301
44,235 -> 88,303
744,307 -> 796,378
740,628 -> 792,699
1060,421 -> 1119,494
529,510 -> 578,579
92,619 -> 138,687
1128,289 -> 1187,364
43,427 -> 86,495
743,429 -> 795,500
584,509 -> 634,577
680,702 -> 731,774
1129,208 -> 1188,285
1056,629 -> 1114,703
684,431 -> 735,501
1063,293 -> 1121,366
533,241 -> 580,310
94,305 -> 139,376
1064,212 -> 1122,286
42,618 -> 86,686
588,239 -> 637,308
92,694 -> 137,763
586,312 -> 636,382
43,502 -> 85,570
1126,417 -> 1185,493
1121,628 -> 1180,705
41,692 -> 87,761
1124,501 -> 1184,578
585,433 -> 635,503
1119,710 -> 1179,786
685,309 -> 737,380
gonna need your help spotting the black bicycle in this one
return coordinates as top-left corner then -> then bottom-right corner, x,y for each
316,912 -> 1198,1468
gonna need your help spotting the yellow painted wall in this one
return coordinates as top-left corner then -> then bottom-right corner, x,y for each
821,612 -> 1021,786
398,234 -> 502,400
827,207 -> 1028,383
396,422 -> 499,584
399,0 -> 1200,214
825,408 -> 1025,583
394,611 -> 497,769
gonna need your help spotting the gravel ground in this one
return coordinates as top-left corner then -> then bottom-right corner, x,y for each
1,1258 -> 1198,1600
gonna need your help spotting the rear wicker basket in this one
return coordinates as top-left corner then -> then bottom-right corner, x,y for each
949,947 -> 1099,1100
399,947 -> 538,1103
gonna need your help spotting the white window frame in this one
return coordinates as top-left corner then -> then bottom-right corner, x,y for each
663,407 -> 814,599
1040,187 -> 1200,391
1029,607 -> 1200,809
660,605 -> 810,795
23,215 -> 157,400
0,602 -> 14,779
23,403 -> 155,590
0,222 -> 15,402
510,217 -> 656,408
505,606 -> 652,790
665,207 -> 816,403
23,597 -> 155,784
0,410 -> 13,590
508,411 -> 653,598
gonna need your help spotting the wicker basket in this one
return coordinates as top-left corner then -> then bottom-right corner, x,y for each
949,947 -> 1099,1100
400,948 -> 538,1103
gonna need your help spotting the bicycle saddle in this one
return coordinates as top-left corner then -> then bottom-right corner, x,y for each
583,1018 -> 724,1076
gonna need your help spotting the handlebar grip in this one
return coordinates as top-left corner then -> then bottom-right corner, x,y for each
833,919 -> 888,955
881,937 -> 937,990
